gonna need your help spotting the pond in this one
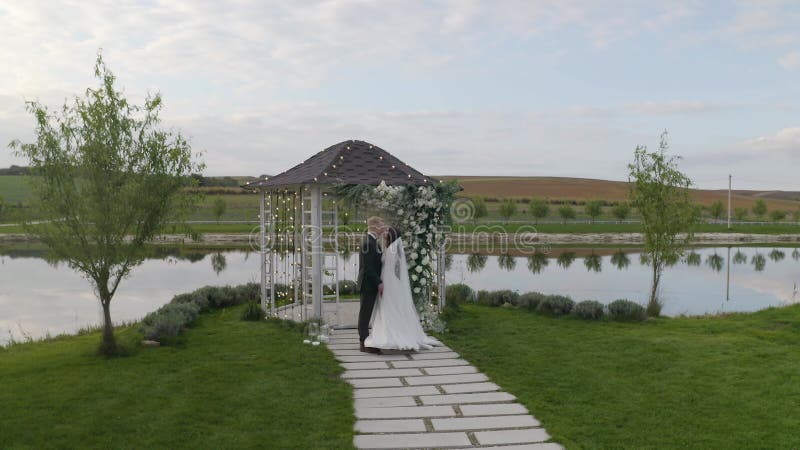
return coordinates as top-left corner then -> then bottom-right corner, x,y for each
1,245 -> 798,344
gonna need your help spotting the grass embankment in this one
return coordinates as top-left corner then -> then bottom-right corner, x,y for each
0,306 -> 354,449
441,304 -> 800,449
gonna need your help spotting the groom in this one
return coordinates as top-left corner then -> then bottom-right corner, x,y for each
357,216 -> 384,354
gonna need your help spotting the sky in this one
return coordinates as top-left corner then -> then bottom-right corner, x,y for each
0,0 -> 798,190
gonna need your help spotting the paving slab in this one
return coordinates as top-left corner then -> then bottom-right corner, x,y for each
346,378 -> 404,388
453,444 -> 563,450
341,361 -> 391,370
474,428 -> 551,446
331,349 -> 369,356
355,396 -> 418,408
432,415 -> 540,431
391,358 -> 470,368
353,385 -> 439,398
440,382 -> 501,394
460,403 -> 529,416
404,373 -> 488,386
336,354 -> 412,362
420,392 -> 516,405
329,344 -> 359,350
343,368 -> 423,379
410,351 -> 460,360
423,366 -> 478,375
355,405 -> 456,419
354,432 -> 470,449
354,419 -> 427,434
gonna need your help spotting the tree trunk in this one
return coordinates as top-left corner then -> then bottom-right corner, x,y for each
99,292 -> 117,355
648,258 -> 662,317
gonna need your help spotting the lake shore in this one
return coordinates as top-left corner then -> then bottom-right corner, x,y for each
2,231 -> 800,246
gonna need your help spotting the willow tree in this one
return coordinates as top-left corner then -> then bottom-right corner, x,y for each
10,54 -> 204,354
628,131 -> 697,316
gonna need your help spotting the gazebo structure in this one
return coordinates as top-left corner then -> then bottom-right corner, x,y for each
243,139 -> 446,328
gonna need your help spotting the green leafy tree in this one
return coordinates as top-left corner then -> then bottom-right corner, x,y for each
611,202 -> 631,221
472,197 -> 488,221
752,199 -> 767,219
212,196 -> 227,222
709,200 -> 725,220
584,200 -> 603,223
498,199 -> 517,220
792,209 -> 800,222
528,198 -> 550,224
769,209 -> 787,222
628,131 -> 697,317
0,194 -> 5,222
556,251 -> 576,268
9,54 -> 203,354
557,205 -> 576,224
734,207 -> 748,221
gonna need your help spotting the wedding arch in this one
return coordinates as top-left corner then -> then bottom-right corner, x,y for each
242,140 -> 457,330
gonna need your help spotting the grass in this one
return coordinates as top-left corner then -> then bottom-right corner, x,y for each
0,305 -> 354,449
0,175 -> 32,204
441,304 -> 800,449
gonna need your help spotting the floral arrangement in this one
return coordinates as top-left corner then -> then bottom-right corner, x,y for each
335,180 -> 459,332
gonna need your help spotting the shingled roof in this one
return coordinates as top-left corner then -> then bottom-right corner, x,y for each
243,140 -> 437,189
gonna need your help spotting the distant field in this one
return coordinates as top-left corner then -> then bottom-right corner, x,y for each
0,176 -> 32,204
438,176 -> 800,211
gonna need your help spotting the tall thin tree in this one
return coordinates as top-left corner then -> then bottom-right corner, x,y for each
10,53 -> 204,354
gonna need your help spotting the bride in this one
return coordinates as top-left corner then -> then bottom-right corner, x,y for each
364,226 -> 442,351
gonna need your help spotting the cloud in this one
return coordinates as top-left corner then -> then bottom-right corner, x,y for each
743,127 -> 800,154
778,52 -> 800,69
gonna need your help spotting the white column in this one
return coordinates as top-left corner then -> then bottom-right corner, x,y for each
310,185 -> 323,319
259,189 -> 267,312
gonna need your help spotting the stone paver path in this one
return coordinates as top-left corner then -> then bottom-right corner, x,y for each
326,329 -> 563,450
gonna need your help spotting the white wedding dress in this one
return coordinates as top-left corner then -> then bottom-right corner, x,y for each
364,237 -> 442,351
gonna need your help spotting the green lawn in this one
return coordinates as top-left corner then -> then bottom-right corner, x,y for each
441,304 -> 800,449
0,306 -> 355,449
0,175 -> 32,204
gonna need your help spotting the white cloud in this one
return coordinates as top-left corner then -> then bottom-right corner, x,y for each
743,127 -> 800,154
778,52 -> 800,69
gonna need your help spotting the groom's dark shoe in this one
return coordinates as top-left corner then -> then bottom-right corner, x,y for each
360,343 -> 381,354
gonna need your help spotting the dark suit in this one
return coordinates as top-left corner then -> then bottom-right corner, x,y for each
357,232 -> 382,343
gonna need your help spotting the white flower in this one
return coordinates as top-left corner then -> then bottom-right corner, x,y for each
420,248 -> 427,255
413,287 -> 421,293
410,252 -> 418,260
411,274 -> 418,281
419,277 -> 426,284
415,265 -> 423,273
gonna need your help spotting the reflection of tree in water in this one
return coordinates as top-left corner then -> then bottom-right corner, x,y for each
467,254 -> 488,273
664,253 -> 680,267
445,254 -> 453,271
211,252 -> 227,275
768,249 -> 785,262
610,251 -> 630,270
793,248 -> 800,261
527,252 -> 549,274
733,250 -> 748,264
751,253 -> 767,272
706,253 -> 724,272
685,251 -> 701,266
497,254 -> 516,271
583,253 -> 602,272
639,253 -> 651,266
556,252 -> 576,269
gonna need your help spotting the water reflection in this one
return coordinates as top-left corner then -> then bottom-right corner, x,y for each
707,253 -> 724,272
211,252 -> 227,275
584,253 -> 602,272
467,254 -> 487,273
733,250 -> 748,264
556,252 -> 576,269
686,251 -> 701,266
497,254 -> 516,271
527,252 -> 549,274
611,251 -> 631,270
752,253 -> 767,272
769,249 -> 785,262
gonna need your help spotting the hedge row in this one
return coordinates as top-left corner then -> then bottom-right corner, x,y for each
140,283 -> 260,341
445,284 -> 646,321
